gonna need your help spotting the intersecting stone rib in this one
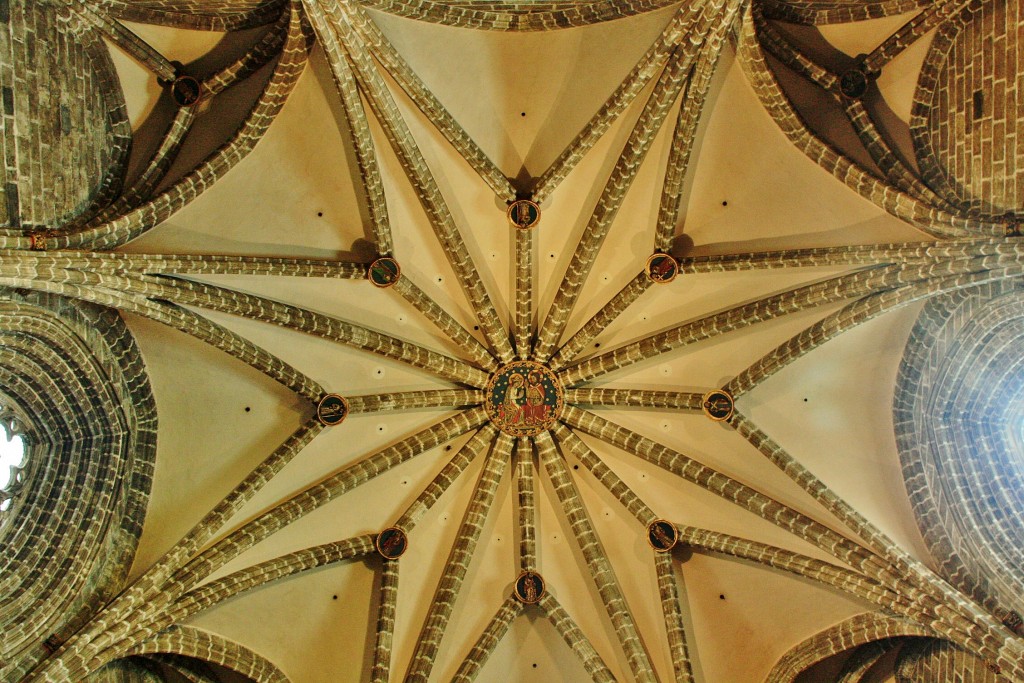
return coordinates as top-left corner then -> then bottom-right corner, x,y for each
514,226 -> 533,359
536,431 -> 658,683
346,389 -> 482,413
653,551 -> 695,683
515,437 -> 537,571
393,276 -> 497,371
862,0 -> 973,74
396,425 -> 498,533
451,597 -> 523,683
565,388 -> 704,412
341,0 -> 517,201
534,47 -> 693,362
404,433 -> 512,683
203,10 -> 291,97
536,593 -> 617,683
548,272 -> 651,371
309,0 -> 515,362
371,559 -> 401,683
562,406 -> 877,571
532,2 -> 704,203
307,3 -> 394,255
79,6 -> 176,81
552,423 -> 658,527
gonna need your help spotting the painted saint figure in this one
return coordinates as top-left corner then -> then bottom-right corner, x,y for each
500,373 -> 527,425
525,371 -> 547,423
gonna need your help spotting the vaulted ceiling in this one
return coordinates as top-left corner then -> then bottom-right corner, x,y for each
1,1 -> 1023,682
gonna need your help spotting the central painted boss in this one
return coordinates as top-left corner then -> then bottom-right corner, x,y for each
485,361 -> 564,436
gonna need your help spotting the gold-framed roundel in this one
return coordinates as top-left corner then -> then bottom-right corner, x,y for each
645,253 -> 679,284
316,393 -> 349,426
506,199 -> 541,230
376,527 -> 408,560
485,361 -> 564,437
368,257 -> 401,288
513,570 -> 545,604
701,389 -> 734,422
647,519 -> 678,552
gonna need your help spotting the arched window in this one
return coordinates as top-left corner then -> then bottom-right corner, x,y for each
0,410 -> 27,512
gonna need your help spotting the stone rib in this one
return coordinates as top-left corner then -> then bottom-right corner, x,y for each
79,6 -> 176,81
396,425 -> 498,532
203,9 -> 290,97
450,597 -> 522,683
653,0 -> 739,252
536,593 -> 617,683
532,2 -> 704,203
371,558 -> 400,683
393,276 -> 497,371
515,437 -> 537,570
566,388 -> 704,412
862,0 -> 972,74
310,0 -> 515,362
514,226 -> 533,359
404,433 -> 512,683
56,3 -> 308,249
341,0 -> 516,201
307,4 -> 393,255
562,406 -> 878,571
548,272 -> 651,372
727,262 -> 1024,396
346,389 -> 482,413
536,431 -> 657,683
653,551 -> 695,683
552,423 -> 657,527
534,46 -> 693,362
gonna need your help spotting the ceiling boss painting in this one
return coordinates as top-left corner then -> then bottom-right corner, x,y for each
1,1 -> 1023,682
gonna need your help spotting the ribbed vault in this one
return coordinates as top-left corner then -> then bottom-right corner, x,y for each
2,1 -> 1023,682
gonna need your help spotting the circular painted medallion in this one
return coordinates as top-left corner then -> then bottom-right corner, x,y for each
368,257 -> 401,288
506,199 -> 541,230
701,389 -> 734,422
839,67 -> 869,99
645,253 -> 679,283
317,393 -> 349,426
376,527 -> 408,560
647,519 -> 678,552
485,361 -> 563,437
514,570 -> 545,604
170,75 -> 203,107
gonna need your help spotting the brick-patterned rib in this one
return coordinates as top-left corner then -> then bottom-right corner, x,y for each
91,1 -> 287,31
342,0 -> 516,201
308,3 -> 393,255
64,411 -> 489,683
836,640 -> 894,683
514,226 -> 533,359
146,654 -> 218,683
534,47 -> 693,362
736,7 -> 1000,238
203,9 -> 291,97
536,592 -> 617,683
515,437 -> 537,570
862,0 -> 973,74
677,238 -> 1012,273
752,4 -> 836,89
169,536 -> 377,623
126,273 -> 491,387
566,388 -> 704,412
532,2 -> 703,203
653,551 -> 695,683
396,425 -> 498,532
309,0 -> 515,363
535,431 -> 658,683
766,612 -> 934,683
552,423 -> 657,527
548,272 -> 651,372
356,0 -> 679,32
727,260 -> 1024,395
727,410 -> 1024,677
392,276 -> 497,371
559,258 -> 1005,386
562,406 -> 879,571
124,625 -> 288,683
450,597 -> 522,683
404,433 -> 511,683
347,389 -> 482,413
57,3 -> 307,249
78,6 -> 177,81
758,0 -> 926,25
653,0 -> 739,252
31,419 -> 324,682
0,272 -> 323,400
371,558 -> 400,683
